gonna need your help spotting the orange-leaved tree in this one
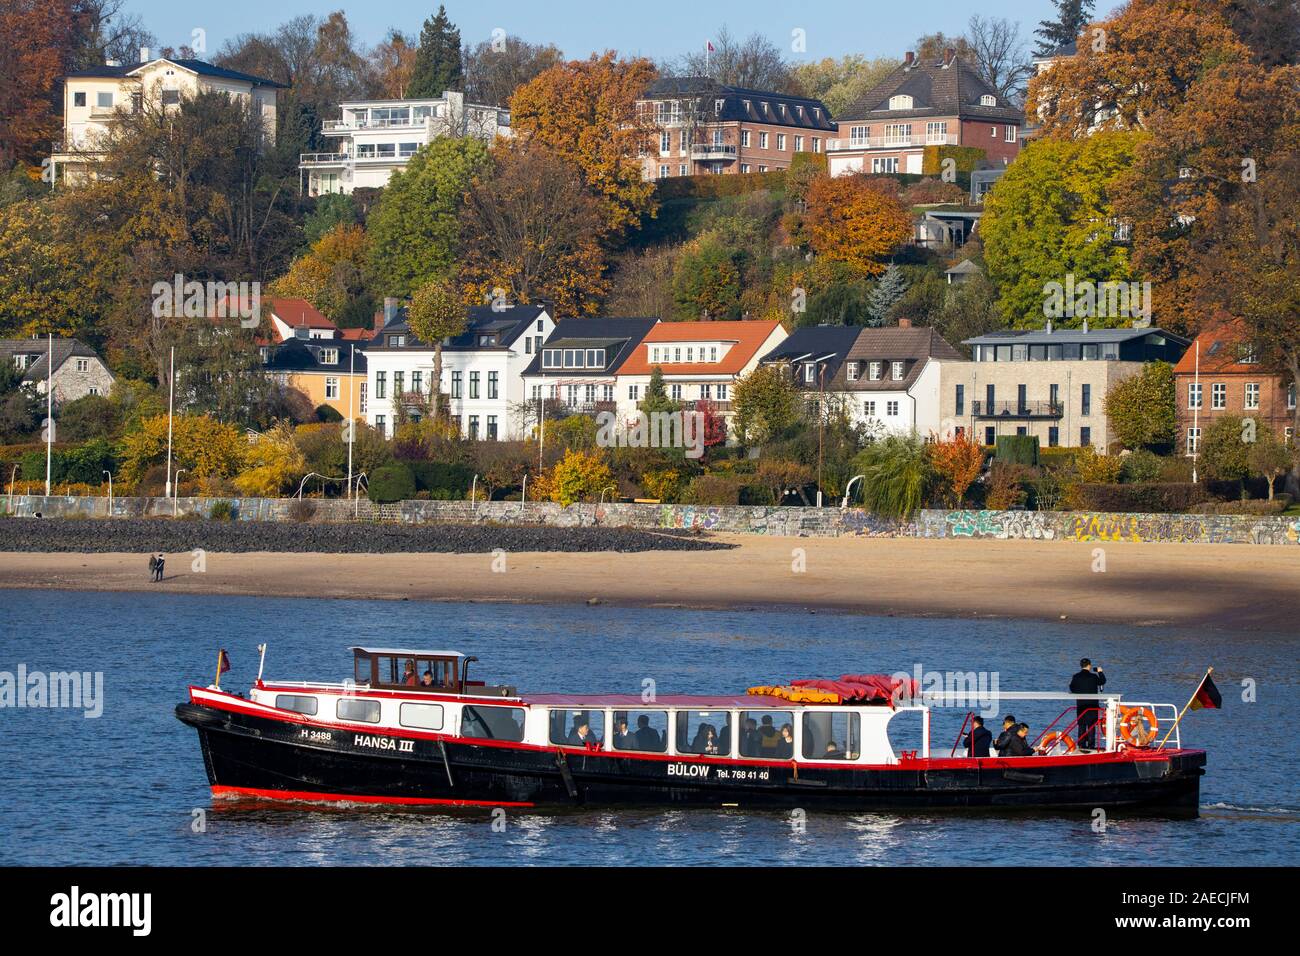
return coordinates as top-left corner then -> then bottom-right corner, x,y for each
928,431 -> 987,507
804,174 -> 912,278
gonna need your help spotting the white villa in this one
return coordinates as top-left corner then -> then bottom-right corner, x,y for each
300,92 -> 512,195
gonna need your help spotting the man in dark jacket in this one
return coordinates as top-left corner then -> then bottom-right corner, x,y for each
1069,659 -> 1106,749
148,554 -> 158,582
1003,723 -> 1036,757
963,716 -> 993,758
994,715 -> 1018,755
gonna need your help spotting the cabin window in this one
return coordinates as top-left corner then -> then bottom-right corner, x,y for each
399,703 -> 445,731
802,712 -> 860,760
275,694 -> 318,716
739,711 -> 794,759
612,710 -> 668,753
461,705 -> 525,742
549,709 -> 605,747
337,698 -> 381,723
676,711 -> 732,756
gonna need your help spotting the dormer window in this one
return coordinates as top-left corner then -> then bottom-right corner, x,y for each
543,349 -> 561,368
888,95 -> 913,111
715,99 -> 725,114
846,361 -> 859,381
320,348 -> 339,365
387,335 -> 405,347
891,361 -> 905,381
869,361 -> 882,381
980,94 -> 997,107
478,335 -> 496,346
804,363 -> 816,383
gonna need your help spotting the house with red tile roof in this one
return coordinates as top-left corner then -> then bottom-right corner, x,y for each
267,298 -> 339,342
1174,319 -> 1297,458
613,319 -> 787,422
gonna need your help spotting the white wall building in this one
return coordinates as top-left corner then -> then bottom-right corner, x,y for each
301,92 -> 512,195
365,303 -> 553,440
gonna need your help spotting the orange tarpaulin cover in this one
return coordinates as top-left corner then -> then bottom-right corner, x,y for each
746,685 -> 842,703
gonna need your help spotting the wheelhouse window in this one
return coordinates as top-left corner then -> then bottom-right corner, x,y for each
337,698 -> 381,723
738,711 -> 794,758
399,703 -> 445,731
461,705 -> 525,742
549,709 -> 605,747
802,712 -> 860,760
275,694 -> 318,716
676,711 -> 732,756
612,710 -> 668,753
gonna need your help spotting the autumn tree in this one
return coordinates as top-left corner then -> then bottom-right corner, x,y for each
458,144 -> 608,315
464,35 -> 564,108
0,0 -> 71,167
732,365 -> 801,446
408,5 -> 463,98
790,55 -> 900,116
405,278 -> 466,421
1104,361 -> 1177,451
1027,0 -> 1251,140
269,223 -> 369,322
804,175 -> 912,279
1248,429 -> 1297,500
509,53 -> 658,236
547,448 -> 614,506
981,131 -> 1142,325
671,239 -> 742,320
929,431 -> 986,506
365,136 -> 489,298
367,29 -> 418,99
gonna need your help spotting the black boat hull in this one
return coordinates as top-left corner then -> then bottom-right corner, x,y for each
176,702 -> 1205,815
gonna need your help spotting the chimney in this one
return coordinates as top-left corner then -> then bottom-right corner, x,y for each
383,296 -> 399,327
944,47 -> 955,67
897,317 -> 912,328
904,51 -> 914,68
140,46 -> 150,63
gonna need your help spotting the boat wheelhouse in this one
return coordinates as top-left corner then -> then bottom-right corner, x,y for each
175,648 -> 1206,814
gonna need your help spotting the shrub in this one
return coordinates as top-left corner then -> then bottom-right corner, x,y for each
921,145 -> 986,176
1199,416 -> 1251,481
681,473 -> 744,505
640,468 -> 683,502
1070,482 -> 1209,513
1074,445 -> 1124,483
985,461 -> 1033,510
995,434 -> 1040,466
548,449 -> 613,506
1120,449 -> 1164,484
1192,497 -> 1291,516
368,464 -> 416,503
654,170 -> 787,201
316,404 -> 343,423
208,500 -> 235,521
410,461 -> 474,497
851,434 -> 933,517
287,499 -> 317,522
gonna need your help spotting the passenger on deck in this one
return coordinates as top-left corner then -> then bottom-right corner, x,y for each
567,719 -> 599,747
1069,658 -> 1106,750
613,719 -> 633,750
1003,722 -> 1035,757
777,723 -> 795,758
634,714 -> 662,752
964,716 -> 993,758
403,661 -> 417,686
994,715 -> 1018,756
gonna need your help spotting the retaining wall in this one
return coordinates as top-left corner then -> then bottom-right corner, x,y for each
3,495 -> 1298,545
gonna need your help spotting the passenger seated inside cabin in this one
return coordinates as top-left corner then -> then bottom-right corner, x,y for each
567,718 -> 601,747
403,661 -> 418,686
634,714 -> 664,752
689,723 -> 720,755
757,716 -> 781,756
739,718 -> 760,757
420,670 -> 435,687
824,741 -> 844,759
777,723 -> 795,758
613,719 -> 633,750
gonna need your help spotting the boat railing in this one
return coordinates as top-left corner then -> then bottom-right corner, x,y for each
1032,706 -> 1108,752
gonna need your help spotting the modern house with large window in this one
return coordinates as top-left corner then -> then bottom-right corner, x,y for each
520,317 -> 659,423
827,49 -> 1022,177
1174,320 -> 1296,458
944,326 -> 1190,449
637,77 -> 835,179
364,302 -> 554,440
759,322 -> 965,437
300,92 -> 511,195
612,319 -> 787,423
51,52 -> 282,183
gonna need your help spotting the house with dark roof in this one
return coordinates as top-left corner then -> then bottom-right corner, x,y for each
761,323 -> 967,437
638,76 -> 835,179
1173,319 -> 1296,457
520,317 -> 659,421
365,302 -> 555,440
1,338 -> 115,405
52,51 -> 283,183
827,49 -> 1023,177
947,326 -> 1191,449
261,337 -> 367,421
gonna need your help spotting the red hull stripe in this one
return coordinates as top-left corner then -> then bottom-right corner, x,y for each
188,689 -> 1200,773
211,785 -> 533,808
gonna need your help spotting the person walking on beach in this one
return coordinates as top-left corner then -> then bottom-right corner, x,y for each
1069,659 -> 1106,749
151,553 -> 165,582
148,554 -> 158,582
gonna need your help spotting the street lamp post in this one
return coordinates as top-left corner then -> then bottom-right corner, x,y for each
172,468 -> 187,517
104,471 -> 113,517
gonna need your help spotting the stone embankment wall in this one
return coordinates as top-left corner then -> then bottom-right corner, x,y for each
3,495 -> 1298,546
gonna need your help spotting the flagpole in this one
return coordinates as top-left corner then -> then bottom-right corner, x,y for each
1158,666 -> 1212,749
45,333 -> 53,496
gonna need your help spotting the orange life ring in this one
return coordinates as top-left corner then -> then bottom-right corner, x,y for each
1119,706 -> 1159,747
1039,731 -> 1076,754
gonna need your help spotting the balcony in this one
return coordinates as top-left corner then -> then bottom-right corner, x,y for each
971,401 -> 1065,420
689,144 -> 737,161
827,134 -> 959,151
682,399 -> 733,413
522,398 -> 617,419
300,152 -> 350,167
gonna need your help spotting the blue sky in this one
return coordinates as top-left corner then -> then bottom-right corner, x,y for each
129,0 -> 1067,63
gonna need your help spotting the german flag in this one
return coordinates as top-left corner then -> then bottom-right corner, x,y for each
1190,672 -> 1222,711
218,649 -> 231,676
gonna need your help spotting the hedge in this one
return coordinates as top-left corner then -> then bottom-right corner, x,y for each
921,145 -> 987,176
368,464 -> 416,503
995,435 -> 1040,466
410,461 -> 473,497
1071,482 -> 1209,513
654,169 -> 787,201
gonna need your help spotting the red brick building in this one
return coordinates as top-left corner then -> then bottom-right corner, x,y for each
1174,320 -> 1297,457
827,49 -> 1023,177
637,77 -> 836,179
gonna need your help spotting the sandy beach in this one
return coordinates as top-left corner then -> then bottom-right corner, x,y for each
2,534 -> 1297,631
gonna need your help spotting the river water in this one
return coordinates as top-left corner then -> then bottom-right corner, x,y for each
1,590 -> 1295,866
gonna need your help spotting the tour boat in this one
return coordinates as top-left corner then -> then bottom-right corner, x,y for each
174,647 -> 1206,814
